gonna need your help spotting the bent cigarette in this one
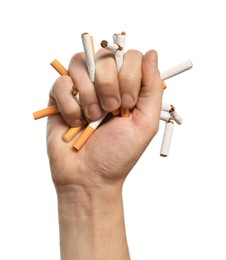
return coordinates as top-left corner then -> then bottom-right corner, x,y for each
33,105 -> 59,120
73,114 -> 108,150
160,111 -> 172,122
81,32 -> 95,82
160,119 -> 174,157
161,103 -> 183,125
160,60 -> 193,81
33,60 -> 68,120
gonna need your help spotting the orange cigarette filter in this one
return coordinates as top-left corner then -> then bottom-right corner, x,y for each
50,59 -> 68,76
63,124 -> 85,142
120,107 -> 130,118
73,125 -> 95,150
33,105 -> 59,120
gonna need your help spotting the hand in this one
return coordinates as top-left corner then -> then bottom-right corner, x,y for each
47,49 -> 163,189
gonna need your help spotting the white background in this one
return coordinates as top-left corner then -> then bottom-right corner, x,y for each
0,0 -> 225,259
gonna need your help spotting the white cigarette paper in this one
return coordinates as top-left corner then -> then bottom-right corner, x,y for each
160,60 -> 193,81
169,110 -> 183,125
160,111 -> 172,122
113,32 -> 126,71
81,33 -> 95,82
160,120 -> 174,157
161,103 -> 183,125
101,40 -> 122,53
161,103 -> 172,112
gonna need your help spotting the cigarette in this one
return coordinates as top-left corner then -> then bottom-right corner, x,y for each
63,124 -> 85,142
113,32 -> 126,72
65,33 -> 96,146
62,33 -> 95,142
161,103 -> 183,125
113,32 -> 129,118
100,40 -> 123,53
160,119 -> 174,157
73,58 -> 190,150
81,32 -> 95,82
33,60 -> 68,120
50,59 -> 69,76
33,105 -> 59,120
73,114 -> 108,150
160,60 -> 193,81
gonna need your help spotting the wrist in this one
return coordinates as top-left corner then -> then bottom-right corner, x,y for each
56,184 -> 130,260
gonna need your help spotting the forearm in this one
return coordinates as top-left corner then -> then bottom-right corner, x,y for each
56,184 -> 130,260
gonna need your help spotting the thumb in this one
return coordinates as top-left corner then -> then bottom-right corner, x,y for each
133,50 -> 163,135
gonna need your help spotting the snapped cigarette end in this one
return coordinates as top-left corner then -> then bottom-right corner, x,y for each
33,105 -> 59,120
112,108 -> 120,116
162,81 -> 167,89
63,124 -> 84,143
160,120 -> 174,157
73,125 -> 95,150
50,59 -> 68,76
120,107 -> 130,118
101,40 -> 108,48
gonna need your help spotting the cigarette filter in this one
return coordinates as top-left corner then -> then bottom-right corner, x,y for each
81,33 -> 95,82
160,120 -> 174,157
63,124 -> 85,142
160,60 -> 193,81
33,105 -> 59,120
50,59 -> 69,76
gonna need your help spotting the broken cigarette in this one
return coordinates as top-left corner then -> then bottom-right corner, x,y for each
73,115 -> 108,150
62,33 -> 96,142
161,103 -> 182,125
81,32 -> 95,83
100,40 -> 123,53
33,59 -> 68,120
160,111 -> 172,122
33,105 -> 60,120
63,124 -> 85,142
160,60 -> 193,81
73,60 -> 191,150
160,119 -> 174,157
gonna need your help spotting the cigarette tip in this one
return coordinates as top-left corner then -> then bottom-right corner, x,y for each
160,154 -> 167,157
100,40 -> 108,48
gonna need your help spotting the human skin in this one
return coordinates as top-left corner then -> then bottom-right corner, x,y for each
47,49 -> 163,260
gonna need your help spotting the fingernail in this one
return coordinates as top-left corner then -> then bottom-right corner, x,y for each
102,96 -> 120,111
72,119 -> 84,127
87,103 -> 103,120
122,93 -> 134,108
